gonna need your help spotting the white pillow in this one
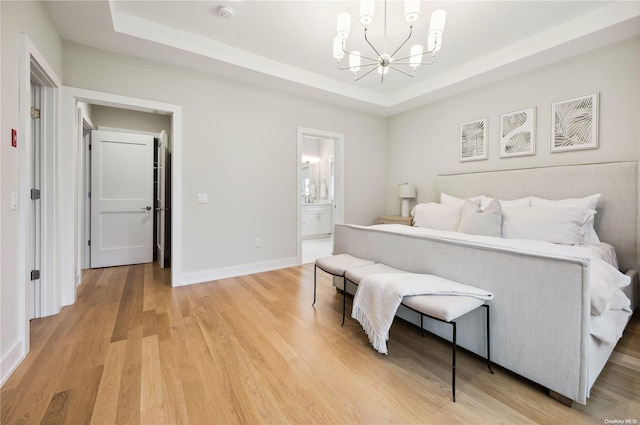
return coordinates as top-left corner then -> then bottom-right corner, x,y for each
411,203 -> 462,231
480,195 -> 531,209
530,193 -> 601,209
530,194 -> 601,245
440,192 -> 482,206
457,199 -> 502,237
502,206 -> 596,245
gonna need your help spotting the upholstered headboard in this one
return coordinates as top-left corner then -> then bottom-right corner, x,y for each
436,161 -> 639,272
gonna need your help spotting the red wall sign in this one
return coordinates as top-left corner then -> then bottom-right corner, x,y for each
11,129 -> 17,147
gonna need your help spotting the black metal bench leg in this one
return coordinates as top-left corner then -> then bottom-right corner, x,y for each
342,278 -> 347,326
484,304 -> 494,374
452,321 -> 457,402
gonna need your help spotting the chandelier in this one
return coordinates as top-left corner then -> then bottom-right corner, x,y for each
332,0 -> 446,83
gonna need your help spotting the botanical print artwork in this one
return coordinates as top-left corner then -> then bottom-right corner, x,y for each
500,107 -> 535,157
460,118 -> 487,162
551,93 -> 598,152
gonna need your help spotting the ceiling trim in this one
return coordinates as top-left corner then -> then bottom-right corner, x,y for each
107,1 -> 640,114
108,0 -> 389,106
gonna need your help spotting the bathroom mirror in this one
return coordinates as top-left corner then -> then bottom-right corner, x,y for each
302,137 -> 334,203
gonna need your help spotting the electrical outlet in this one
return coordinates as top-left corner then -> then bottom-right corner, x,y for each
255,238 -> 262,248
196,193 -> 208,204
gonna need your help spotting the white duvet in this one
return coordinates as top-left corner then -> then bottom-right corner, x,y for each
370,224 -> 633,344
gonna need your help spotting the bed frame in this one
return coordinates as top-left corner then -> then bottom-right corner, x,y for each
333,161 -> 638,405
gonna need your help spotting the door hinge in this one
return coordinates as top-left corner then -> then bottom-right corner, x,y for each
88,191 -> 91,199
88,240 -> 91,246
31,107 -> 40,119
31,270 -> 40,280
31,189 -> 41,200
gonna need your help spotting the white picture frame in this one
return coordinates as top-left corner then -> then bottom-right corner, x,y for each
551,93 -> 598,152
460,118 -> 488,162
499,107 -> 536,158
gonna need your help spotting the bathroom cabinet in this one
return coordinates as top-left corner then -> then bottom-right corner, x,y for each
302,203 -> 332,237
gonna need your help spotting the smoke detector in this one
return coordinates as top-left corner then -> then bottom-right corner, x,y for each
217,6 -> 234,18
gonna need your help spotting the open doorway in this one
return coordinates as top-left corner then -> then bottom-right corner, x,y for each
62,86 -> 183,304
80,106 -> 172,270
296,127 -> 344,265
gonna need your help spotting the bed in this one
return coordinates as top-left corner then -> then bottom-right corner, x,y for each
333,161 -> 638,405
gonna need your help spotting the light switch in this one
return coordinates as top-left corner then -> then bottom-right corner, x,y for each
196,193 -> 208,204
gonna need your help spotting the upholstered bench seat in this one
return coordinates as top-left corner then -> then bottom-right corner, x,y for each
402,295 -> 485,323
344,263 -> 406,284
313,254 -> 374,307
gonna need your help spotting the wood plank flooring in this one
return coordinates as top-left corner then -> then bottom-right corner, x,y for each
2,263 -> 639,424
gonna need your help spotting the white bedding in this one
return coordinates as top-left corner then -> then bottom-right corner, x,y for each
368,224 -> 632,344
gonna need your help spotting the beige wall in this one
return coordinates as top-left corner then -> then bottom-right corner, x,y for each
386,36 -> 640,213
63,42 -> 388,276
1,0 -> 63,382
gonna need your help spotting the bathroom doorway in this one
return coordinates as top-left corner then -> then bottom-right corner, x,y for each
297,127 -> 344,264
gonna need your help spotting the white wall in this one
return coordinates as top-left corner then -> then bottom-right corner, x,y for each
1,0 -> 63,384
91,105 -> 172,137
62,42 -> 387,281
386,36 -> 640,213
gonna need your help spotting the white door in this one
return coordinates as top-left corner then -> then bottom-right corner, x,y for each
156,130 -> 168,268
91,130 -> 154,268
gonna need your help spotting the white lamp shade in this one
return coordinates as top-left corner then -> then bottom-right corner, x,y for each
398,183 -> 417,198
359,0 -> 375,25
333,37 -> 345,59
349,51 -> 361,73
429,10 -> 446,36
404,0 -> 421,23
337,12 -> 351,39
409,45 -> 423,68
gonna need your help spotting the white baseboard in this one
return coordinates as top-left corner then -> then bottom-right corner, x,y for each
175,257 -> 299,287
1,341 -> 25,387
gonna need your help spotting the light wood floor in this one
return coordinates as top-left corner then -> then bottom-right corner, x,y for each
2,263 -> 639,424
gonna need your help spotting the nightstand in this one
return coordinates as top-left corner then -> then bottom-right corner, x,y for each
378,215 -> 413,226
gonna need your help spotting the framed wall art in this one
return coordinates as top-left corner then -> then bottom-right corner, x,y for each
551,93 -> 598,152
460,118 -> 487,162
499,107 -> 536,158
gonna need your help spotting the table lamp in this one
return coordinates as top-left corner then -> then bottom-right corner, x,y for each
398,183 -> 417,217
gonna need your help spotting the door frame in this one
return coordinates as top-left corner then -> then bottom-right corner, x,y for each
81,112 -> 95,271
17,34 -> 61,359
296,127 -> 344,264
61,87 -> 183,306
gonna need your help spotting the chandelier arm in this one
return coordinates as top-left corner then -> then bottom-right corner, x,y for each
341,40 -> 381,63
342,49 -> 380,64
388,65 -> 416,78
354,66 -> 379,82
337,62 -> 379,71
389,26 -> 414,60
393,54 -> 420,62
394,49 -> 436,63
363,28 -> 384,60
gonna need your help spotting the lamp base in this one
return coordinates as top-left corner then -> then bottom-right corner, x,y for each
401,198 -> 410,217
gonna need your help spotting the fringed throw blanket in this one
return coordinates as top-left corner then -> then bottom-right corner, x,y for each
351,273 -> 494,354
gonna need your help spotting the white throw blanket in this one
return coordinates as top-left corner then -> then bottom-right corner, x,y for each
351,273 -> 494,354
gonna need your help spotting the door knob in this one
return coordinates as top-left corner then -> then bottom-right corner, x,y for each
141,206 -> 152,211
